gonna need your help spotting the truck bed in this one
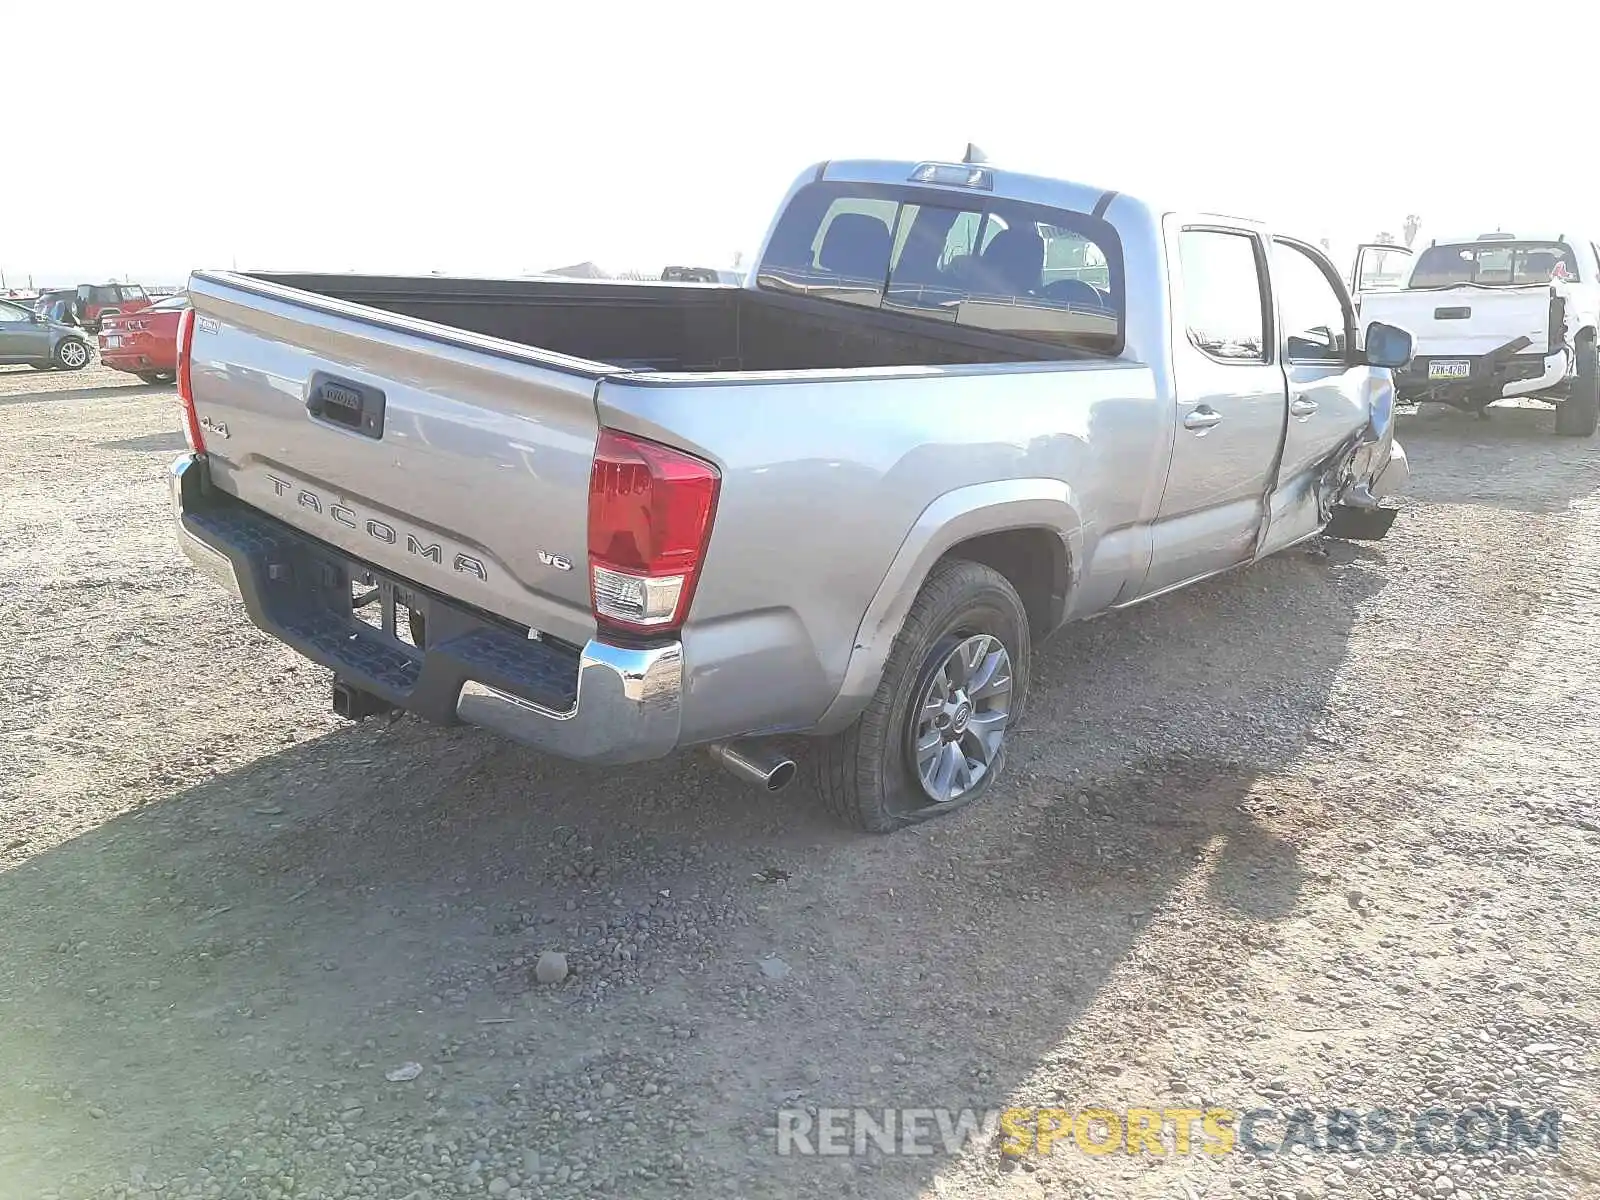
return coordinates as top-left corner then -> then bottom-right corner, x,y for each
243,272 -> 1063,373
179,267 -> 1083,673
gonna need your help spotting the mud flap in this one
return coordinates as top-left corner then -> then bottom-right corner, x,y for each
1323,505 -> 1399,541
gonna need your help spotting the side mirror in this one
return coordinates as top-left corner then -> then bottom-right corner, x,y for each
29,311 -> 44,324
1364,320 -> 1414,369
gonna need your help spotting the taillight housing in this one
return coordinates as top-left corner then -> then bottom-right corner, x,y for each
176,306 -> 204,453
587,428 -> 720,635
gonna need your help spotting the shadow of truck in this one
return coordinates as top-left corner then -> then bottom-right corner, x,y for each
0,424 -> 1581,1197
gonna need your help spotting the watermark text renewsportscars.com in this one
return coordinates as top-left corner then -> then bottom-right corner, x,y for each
773,1105 -> 1562,1158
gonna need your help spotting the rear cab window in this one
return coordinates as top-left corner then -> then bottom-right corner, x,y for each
756,181 -> 1124,355
1410,240 -> 1578,287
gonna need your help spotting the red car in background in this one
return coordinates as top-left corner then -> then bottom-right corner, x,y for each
73,282 -> 155,332
99,293 -> 188,383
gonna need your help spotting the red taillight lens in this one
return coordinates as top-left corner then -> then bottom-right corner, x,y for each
176,306 -> 204,453
587,428 -> 720,635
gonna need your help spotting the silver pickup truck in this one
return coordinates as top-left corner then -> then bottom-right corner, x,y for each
169,153 -> 1413,832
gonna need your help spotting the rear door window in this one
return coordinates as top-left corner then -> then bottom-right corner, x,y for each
757,180 -> 1124,354
1177,229 -> 1269,362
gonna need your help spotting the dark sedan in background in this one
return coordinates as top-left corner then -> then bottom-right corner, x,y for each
0,299 -> 93,370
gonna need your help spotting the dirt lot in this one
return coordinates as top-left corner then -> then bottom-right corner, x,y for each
2,365 -> 1598,1200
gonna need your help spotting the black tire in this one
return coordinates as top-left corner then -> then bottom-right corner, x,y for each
136,371 -> 174,385
812,558 -> 1031,833
1555,331 -> 1599,437
53,338 -> 91,371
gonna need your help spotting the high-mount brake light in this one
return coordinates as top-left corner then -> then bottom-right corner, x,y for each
176,306 -> 204,453
587,429 -> 720,635
908,162 -> 994,190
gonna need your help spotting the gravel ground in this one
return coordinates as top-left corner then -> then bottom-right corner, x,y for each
2,373 -> 1598,1200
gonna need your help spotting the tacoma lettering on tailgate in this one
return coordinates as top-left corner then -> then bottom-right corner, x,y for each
265,474 -> 489,582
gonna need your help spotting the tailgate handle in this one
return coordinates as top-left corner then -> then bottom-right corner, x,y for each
306,372 -> 386,440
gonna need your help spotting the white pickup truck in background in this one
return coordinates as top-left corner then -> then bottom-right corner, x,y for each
1352,232 -> 1600,435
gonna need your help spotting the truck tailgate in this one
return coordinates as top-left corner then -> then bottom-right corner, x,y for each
184,271 -> 605,649
1361,286 -> 1556,357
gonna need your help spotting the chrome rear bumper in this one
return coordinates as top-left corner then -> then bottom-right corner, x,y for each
169,453 -> 682,764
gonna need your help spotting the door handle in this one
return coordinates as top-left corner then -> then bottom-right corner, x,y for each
1290,396 -> 1319,418
1183,406 -> 1223,431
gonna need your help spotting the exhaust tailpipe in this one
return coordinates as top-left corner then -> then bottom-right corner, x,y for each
707,740 -> 797,792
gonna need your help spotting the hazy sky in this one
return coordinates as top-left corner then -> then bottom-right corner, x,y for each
8,1 -> 1600,288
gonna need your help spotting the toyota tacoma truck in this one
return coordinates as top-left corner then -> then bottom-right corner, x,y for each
1353,232 -> 1600,435
169,153 -> 1413,832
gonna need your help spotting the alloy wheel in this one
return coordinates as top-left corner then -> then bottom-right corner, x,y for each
909,633 -> 1013,804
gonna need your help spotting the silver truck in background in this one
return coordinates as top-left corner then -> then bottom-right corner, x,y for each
169,152 -> 1413,832
1353,231 -> 1600,435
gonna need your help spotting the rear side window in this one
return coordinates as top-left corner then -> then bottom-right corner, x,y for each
1178,229 -> 1268,362
757,181 -> 1124,354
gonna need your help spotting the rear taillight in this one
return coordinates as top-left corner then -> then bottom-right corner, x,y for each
587,428 -> 720,635
176,306 -> 204,453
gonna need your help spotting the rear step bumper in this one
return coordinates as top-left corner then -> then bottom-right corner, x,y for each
169,453 -> 682,764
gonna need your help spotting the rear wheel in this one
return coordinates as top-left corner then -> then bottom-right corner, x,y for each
136,371 -> 175,385
812,559 -> 1031,832
1555,331 -> 1599,437
53,338 -> 90,371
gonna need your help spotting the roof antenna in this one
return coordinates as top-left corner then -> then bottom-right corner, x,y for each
962,143 -> 988,165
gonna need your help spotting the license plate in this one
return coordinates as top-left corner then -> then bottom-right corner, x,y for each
1428,359 -> 1471,380
103,335 -> 121,348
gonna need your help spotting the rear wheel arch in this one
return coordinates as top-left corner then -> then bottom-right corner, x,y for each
812,480 -> 1081,735
938,526 -> 1070,638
